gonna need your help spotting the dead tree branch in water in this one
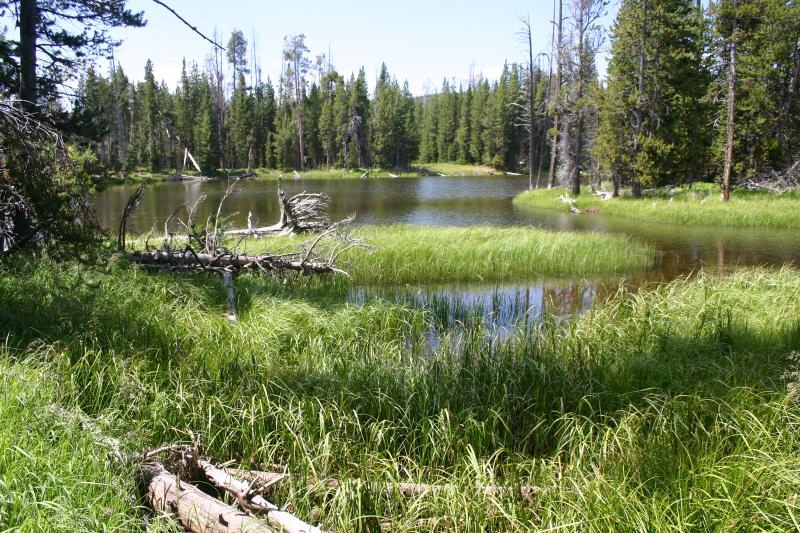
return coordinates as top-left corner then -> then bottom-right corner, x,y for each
226,180 -> 331,237
117,182 -> 148,252
123,182 -> 366,320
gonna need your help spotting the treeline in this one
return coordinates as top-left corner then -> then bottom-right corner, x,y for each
70,34 -> 541,175
71,0 -> 800,195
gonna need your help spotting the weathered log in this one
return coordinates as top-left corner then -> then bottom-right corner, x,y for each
132,250 -> 347,276
168,174 -> 215,182
231,173 -> 257,180
139,462 -> 275,533
199,460 -> 321,533
388,173 -> 399,178
226,188 -> 330,237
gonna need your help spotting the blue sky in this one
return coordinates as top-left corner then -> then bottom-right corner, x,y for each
111,0 -> 618,94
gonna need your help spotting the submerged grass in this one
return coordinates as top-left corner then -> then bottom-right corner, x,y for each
248,225 -> 654,284
514,184 -> 800,229
1,256 -> 799,531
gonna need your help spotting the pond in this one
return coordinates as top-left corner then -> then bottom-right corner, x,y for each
96,176 -> 800,327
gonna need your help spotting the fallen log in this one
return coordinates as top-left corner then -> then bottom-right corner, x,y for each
169,173 -> 215,182
231,172 -> 257,180
132,250 -> 348,276
139,462 -> 275,533
388,173 -> 399,178
199,460 -> 321,533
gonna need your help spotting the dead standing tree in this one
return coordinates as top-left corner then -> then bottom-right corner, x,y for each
120,182 -> 365,321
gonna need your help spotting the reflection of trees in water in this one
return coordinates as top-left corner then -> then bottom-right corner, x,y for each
98,177 -> 800,272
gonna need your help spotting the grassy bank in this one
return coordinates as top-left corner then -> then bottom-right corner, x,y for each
514,184 -> 800,228
1,258 -> 799,530
247,225 -> 654,284
240,163 -> 500,179
94,163 -> 501,189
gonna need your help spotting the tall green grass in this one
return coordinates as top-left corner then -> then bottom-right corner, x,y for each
248,225 -> 654,284
1,259 -> 799,531
514,185 -> 800,229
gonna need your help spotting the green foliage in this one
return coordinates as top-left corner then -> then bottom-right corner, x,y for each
710,0 -> 800,177
1,259 -> 799,530
515,186 -> 800,228
596,0 -> 710,189
251,225 -> 653,284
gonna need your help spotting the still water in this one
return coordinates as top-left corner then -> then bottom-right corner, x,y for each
96,176 -> 800,326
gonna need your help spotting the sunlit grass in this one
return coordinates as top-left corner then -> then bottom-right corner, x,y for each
1,258 -> 799,530
247,225 -> 654,284
514,184 -> 800,228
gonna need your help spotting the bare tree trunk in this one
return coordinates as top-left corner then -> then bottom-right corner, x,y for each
722,1 -> 738,203
631,0 -> 647,198
572,15 -> 585,197
294,58 -> 306,171
777,46 -> 800,155
523,16 -> 536,190
19,0 -> 37,108
547,0 -> 563,189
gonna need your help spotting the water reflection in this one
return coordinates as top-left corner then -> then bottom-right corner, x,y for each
96,176 -> 800,325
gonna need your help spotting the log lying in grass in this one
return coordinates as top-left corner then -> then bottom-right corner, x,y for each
228,469 -> 539,503
199,460 -> 322,533
139,463 -> 276,533
140,446 -> 323,533
132,250 -> 349,276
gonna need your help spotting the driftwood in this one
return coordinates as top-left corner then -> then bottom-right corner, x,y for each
593,190 -> 614,201
168,173 -> 215,182
132,250 -> 350,277
388,173 -> 399,178
736,158 -> 800,192
140,445 -> 322,533
139,463 -> 275,533
230,172 -> 257,180
199,460 -> 321,533
122,182 -> 367,320
558,193 -> 582,214
226,186 -> 331,237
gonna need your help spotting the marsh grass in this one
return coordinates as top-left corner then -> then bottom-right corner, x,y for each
1,256 -> 800,531
514,185 -> 800,229
245,225 -> 654,284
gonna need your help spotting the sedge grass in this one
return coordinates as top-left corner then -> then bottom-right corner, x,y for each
514,185 -> 800,229
246,225 -> 654,284
0,259 -> 799,531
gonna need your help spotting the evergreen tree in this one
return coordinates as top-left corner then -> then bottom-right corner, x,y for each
597,0 -> 710,192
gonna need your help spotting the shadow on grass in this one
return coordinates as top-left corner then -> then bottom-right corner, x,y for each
1,257 -> 798,469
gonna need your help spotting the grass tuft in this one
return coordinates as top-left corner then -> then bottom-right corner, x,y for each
514,184 -> 800,228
